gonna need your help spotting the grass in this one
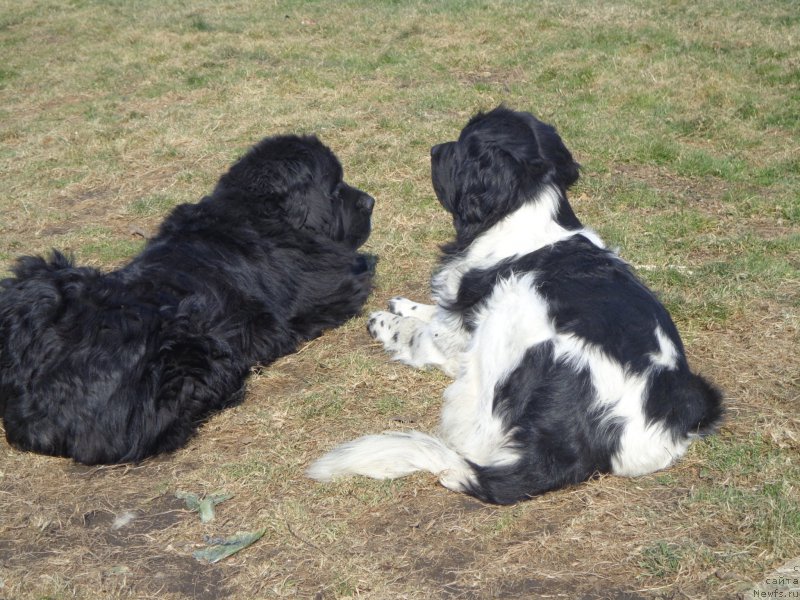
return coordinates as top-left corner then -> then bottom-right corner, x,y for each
0,0 -> 798,598
639,541 -> 687,578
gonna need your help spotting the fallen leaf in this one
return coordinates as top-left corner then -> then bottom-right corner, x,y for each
176,490 -> 234,523
192,529 -> 267,564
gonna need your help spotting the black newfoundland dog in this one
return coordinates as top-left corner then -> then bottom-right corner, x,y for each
0,135 -> 375,465
308,106 -> 722,504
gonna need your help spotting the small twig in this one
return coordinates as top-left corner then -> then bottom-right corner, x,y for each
285,520 -> 330,557
294,337 -> 321,355
129,226 -> 151,239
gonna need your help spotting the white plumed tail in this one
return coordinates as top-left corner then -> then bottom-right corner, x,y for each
306,430 -> 475,493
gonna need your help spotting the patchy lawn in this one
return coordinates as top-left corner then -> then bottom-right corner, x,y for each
1,1 -> 798,598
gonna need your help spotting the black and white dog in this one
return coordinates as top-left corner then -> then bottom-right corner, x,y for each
308,107 -> 722,504
0,135 -> 375,465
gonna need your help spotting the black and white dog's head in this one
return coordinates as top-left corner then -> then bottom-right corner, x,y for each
216,135 -> 375,249
430,106 -> 581,246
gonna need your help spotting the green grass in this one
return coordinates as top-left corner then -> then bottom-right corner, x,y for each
697,433 -> 781,476
125,194 -> 178,217
690,434 -> 800,559
72,226 -> 146,263
0,1 -> 798,599
639,541 -> 686,578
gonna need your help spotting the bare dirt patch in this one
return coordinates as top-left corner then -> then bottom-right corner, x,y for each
0,466 -> 232,599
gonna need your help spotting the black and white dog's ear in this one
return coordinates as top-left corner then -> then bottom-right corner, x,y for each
452,133 -> 549,226
528,119 -> 580,190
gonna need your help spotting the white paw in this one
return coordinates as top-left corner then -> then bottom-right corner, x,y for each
388,297 -> 437,321
388,296 -> 416,317
367,311 -> 403,350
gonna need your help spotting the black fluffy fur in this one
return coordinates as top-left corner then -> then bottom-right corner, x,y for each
0,134 -> 375,464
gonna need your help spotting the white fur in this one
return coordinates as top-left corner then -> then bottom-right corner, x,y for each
432,186 -> 602,306
111,511 -> 137,530
650,326 -> 680,369
439,275 -> 553,467
612,421 -> 690,477
388,297 -> 437,321
553,330 -> 690,476
611,326 -> 687,475
305,430 -> 475,492
367,308 -> 466,376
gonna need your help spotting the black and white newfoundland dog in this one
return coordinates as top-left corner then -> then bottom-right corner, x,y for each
0,134 -> 375,465
308,106 -> 723,504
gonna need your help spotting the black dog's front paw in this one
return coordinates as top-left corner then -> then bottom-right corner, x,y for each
352,253 -> 378,276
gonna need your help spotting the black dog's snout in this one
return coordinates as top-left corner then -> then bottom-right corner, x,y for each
357,194 -> 375,213
431,143 -> 443,158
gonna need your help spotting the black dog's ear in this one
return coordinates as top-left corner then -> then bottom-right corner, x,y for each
211,134 -> 346,234
214,135 -> 335,201
215,147 -> 288,200
281,191 -> 312,230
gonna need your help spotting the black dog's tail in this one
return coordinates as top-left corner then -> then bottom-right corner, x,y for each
2,253 -> 69,450
1,251 -> 89,317
4,249 -> 74,280
0,251 -> 82,367
1,250 -> 100,360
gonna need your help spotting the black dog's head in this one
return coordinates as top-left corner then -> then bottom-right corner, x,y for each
431,106 -> 580,245
215,135 -> 374,249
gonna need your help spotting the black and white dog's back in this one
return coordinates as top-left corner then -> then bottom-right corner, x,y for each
308,107 -> 722,504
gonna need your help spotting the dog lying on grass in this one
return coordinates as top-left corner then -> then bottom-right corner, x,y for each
308,106 -> 722,504
0,134 -> 375,465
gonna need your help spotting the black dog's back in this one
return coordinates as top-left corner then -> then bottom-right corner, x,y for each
1,253 -> 154,462
0,134 -> 374,464
0,252 -> 248,463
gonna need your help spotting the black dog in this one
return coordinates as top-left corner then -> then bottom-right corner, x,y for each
0,135 -> 375,464
309,107 -> 722,504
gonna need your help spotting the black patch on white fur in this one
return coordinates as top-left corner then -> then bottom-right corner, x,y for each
464,342 -> 621,504
447,235 -> 677,373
